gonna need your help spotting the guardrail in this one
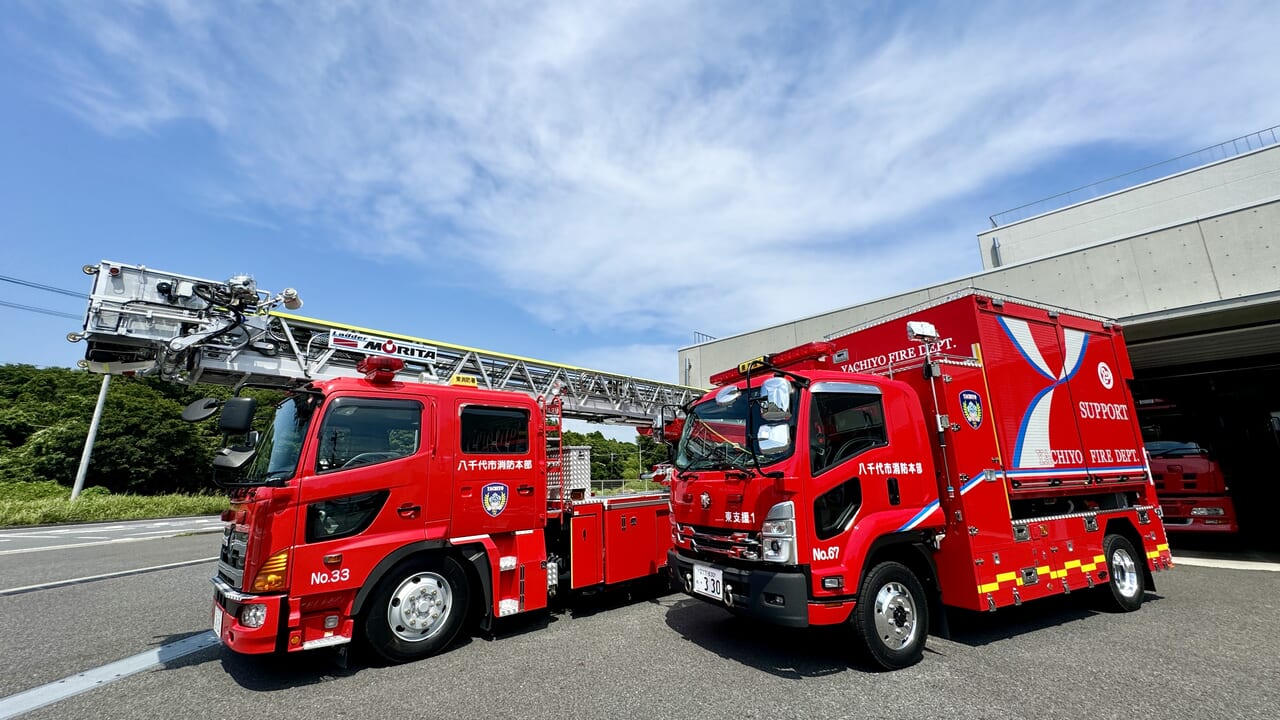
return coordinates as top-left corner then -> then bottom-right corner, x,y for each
989,125 -> 1280,228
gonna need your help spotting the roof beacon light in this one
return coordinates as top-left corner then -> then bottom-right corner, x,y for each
710,341 -> 836,386
357,356 -> 405,383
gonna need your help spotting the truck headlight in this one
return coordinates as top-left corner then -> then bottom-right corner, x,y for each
240,603 -> 268,629
761,501 -> 796,564
1190,507 -> 1225,517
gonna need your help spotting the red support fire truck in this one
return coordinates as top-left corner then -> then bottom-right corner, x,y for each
667,290 -> 1172,669
74,261 -> 701,662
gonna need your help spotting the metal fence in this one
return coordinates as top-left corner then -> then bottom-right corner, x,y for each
989,125 -> 1280,228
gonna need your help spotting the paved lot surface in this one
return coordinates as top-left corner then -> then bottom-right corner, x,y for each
0,531 -> 1276,720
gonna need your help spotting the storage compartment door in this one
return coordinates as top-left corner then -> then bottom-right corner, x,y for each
570,508 -> 603,589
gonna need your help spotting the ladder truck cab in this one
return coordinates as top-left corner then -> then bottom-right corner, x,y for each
666,290 -> 1172,670
73,261 -> 702,662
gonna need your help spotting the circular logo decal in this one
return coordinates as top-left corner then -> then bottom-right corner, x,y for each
382,340 -> 397,355
959,390 -> 983,430
1097,362 -> 1114,389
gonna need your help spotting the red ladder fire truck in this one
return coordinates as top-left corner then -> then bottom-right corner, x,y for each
73,260 -> 701,662
666,290 -> 1172,669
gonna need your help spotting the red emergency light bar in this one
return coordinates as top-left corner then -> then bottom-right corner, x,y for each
357,356 -> 405,383
709,341 -> 836,386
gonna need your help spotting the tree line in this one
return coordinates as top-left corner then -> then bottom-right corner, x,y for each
0,365 -> 667,495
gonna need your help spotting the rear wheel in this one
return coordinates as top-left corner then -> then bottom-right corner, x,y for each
1101,534 -> 1145,612
853,561 -> 929,670
363,555 -> 470,662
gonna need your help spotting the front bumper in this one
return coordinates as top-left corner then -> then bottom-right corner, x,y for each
211,576 -> 285,654
668,549 -> 810,628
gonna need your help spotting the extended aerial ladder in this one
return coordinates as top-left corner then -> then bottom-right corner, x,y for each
70,261 -> 703,428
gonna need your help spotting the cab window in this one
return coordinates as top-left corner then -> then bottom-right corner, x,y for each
810,391 -> 887,475
461,406 -> 529,454
314,397 -> 422,473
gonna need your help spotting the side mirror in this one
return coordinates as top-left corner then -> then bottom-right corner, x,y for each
757,424 -> 791,455
715,385 -> 741,406
181,398 -> 221,423
219,397 -> 258,434
213,446 -> 257,471
758,377 -> 793,422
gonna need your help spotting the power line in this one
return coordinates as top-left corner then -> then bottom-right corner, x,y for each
0,299 -> 81,320
0,274 -> 85,298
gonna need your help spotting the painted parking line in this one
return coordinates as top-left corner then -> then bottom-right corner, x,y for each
0,632 -> 220,720
0,556 -> 218,596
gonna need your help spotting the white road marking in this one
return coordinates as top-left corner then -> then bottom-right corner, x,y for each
0,556 -> 218,596
74,536 -> 110,540
1172,556 -> 1280,572
0,537 -> 150,557
0,632 -> 220,720
0,517 -> 219,539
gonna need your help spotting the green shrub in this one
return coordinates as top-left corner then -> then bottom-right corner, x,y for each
0,480 -> 68,501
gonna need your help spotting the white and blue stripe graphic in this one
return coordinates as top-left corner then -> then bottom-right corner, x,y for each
895,473 -> 985,532
998,317 -> 1088,468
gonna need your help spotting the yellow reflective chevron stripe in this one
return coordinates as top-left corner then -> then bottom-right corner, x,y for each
977,554 -> 1111,595
979,571 -> 1019,594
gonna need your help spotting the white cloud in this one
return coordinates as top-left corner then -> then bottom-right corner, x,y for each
14,0 -> 1280,341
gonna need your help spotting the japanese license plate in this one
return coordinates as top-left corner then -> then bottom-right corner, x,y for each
212,604 -> 224,642
692,564 -> 723,601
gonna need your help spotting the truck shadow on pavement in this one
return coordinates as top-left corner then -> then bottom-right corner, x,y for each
662,589 -> 1167,675
172,583 -> 667,691
943,590 -> 1166,647
662,596 -> 876,677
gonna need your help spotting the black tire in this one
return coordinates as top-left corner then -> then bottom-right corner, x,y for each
1101,534 -> 1145,612
853,561 -> 929,670
363,554 -> 470,663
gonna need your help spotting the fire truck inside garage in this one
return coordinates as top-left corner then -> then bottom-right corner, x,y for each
1126,312 -> 1280,549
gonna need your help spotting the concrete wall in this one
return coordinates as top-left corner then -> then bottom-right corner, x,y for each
680,197 -> 1280,388
977,144 -> 1280,270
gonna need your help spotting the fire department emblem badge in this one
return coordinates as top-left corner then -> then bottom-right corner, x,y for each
482,482 -> 509,517
700,492 -> 712,510
959,390 -> 983,430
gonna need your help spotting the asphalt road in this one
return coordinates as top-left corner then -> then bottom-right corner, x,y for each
0,516 -> 223,554
0,527 -> 1276,720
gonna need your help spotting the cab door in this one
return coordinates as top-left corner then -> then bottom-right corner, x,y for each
291,395 -> 429,596
450,401 -> 545,537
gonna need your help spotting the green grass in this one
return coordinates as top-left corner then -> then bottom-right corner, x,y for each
0,481 -> 228,526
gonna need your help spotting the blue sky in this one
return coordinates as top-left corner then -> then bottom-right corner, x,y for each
3,0 -> 1279,393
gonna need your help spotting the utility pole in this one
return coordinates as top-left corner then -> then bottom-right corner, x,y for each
71,374 -> 111,501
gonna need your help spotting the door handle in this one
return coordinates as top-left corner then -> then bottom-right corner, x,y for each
397,503 -> 421,519
517,485 -> 535,496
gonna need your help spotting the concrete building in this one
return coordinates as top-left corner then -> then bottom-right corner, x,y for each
678,127 -> 1280,545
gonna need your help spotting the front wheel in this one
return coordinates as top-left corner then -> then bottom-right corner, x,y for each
1101,534 -> 1145,612
853,561 -> 929,670
363,555 -> 471,663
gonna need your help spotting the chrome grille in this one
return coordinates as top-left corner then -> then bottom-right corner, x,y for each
677,524 -> 761,561
218,526 -> 248,589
